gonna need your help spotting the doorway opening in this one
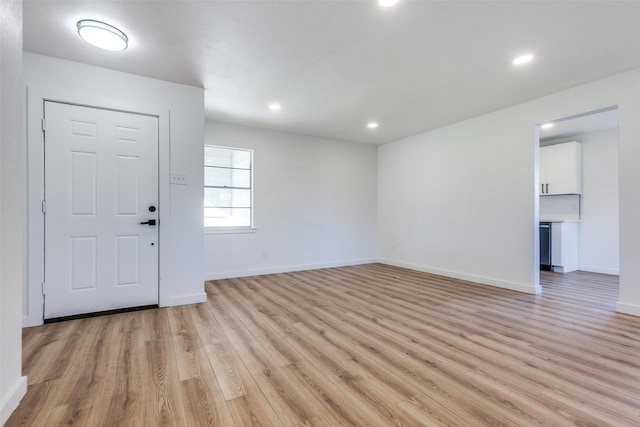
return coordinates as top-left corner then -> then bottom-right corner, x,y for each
535,106 -> 620,301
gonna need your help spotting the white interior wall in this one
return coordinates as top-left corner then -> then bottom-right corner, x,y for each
204,121 -> 377,279
378,67 -> 640,315
22,53 -> 205,326
1,0 -> 28,422
580,129 -> 619,274
378,107 -> 539,293
539,194 -> 581,221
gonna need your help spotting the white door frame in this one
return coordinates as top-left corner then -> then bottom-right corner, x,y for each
25,86 -> 172,326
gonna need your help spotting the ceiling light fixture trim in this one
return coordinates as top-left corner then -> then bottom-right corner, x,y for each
379,0 -> 400,7
268,103 -> 282,111
77,19 -> 128,51
367,122 -> 379,129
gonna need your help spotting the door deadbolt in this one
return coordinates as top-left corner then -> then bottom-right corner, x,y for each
148,205 -> 156,212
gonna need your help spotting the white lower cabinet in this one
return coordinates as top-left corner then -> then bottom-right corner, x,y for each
551,222 -> 579,272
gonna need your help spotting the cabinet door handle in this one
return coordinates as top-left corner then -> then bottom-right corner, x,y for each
542,184 -> 544,194
546,183 -> 549,194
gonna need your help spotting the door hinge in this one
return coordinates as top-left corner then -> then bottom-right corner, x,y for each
41,200 -> 46,214
41,118 -> 46,133
42,282 -> 46,295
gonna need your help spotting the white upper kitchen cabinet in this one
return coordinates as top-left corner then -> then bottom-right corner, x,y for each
540,141 -> 583,195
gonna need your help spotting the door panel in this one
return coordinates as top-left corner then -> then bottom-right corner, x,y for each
70,151 -> 97,215
70,236 -> 97,290
117,235 -> 140,286
44,101 -> 159,319
116,155 -> 140,214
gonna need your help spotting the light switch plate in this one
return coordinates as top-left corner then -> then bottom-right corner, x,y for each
170,173 -> 188,185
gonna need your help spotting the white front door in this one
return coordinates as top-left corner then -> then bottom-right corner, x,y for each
44,101 -> 159,319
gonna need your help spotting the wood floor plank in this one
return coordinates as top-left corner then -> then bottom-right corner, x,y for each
7,264 -> 640,426
47,316 -> 121,426
144,338 -> 190,426
168,305 -> 217,381
225,391 -> 285,427
180,375 -> 236,427
281,361 -> 381,427
142,306 -> 174,342
91,326 -> 146,425
187,301 -> 259,401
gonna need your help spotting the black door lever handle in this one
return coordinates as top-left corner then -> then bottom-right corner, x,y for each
139,219 -> 157,226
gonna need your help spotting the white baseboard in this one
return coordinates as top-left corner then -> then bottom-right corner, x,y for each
23,314 -> 43,328
204,258 -> 377,281
167,293 -> 207,307
1,376 -> 27,425
205,258 -> 540,295
379,259 -> 541,295
578,265 -> 619,276
616,302 -> 640,317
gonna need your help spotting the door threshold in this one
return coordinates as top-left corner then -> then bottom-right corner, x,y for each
44,304 -> 158,323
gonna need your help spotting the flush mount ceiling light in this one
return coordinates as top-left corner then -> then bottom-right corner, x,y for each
268,103 -> 282,111
513,53 -> 534,65
367,122 -> 379,129
379,0 -> 400,7
541,123 -> 554,129
77,20 -> 128,51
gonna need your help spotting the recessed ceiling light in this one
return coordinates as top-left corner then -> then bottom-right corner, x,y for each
513,53 -> 534,65
268,104 -> 281,111
379,0 -> 400,6
541,123 -> 554,129
77,20 -> 128,51
367,122 -> 379,129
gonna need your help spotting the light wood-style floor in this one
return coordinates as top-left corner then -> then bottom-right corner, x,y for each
7,264 -> 640,426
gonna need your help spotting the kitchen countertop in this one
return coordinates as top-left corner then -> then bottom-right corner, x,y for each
539,219 -> 581,223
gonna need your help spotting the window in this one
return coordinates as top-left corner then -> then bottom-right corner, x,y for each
204,145 -> 253,228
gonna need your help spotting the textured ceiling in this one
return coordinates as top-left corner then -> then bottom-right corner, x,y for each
23,1 -> 640,145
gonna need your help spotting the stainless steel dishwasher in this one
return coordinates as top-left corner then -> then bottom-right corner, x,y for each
540,222 -> 552,271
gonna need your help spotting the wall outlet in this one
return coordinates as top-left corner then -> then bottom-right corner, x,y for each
391,245 -> 396,254
170,173 -> 188,185
262,250 -> 268,259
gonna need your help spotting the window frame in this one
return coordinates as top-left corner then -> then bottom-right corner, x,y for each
204,144 -> 255,233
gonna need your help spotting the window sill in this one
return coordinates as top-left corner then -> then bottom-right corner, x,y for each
204,227 -> 257,235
